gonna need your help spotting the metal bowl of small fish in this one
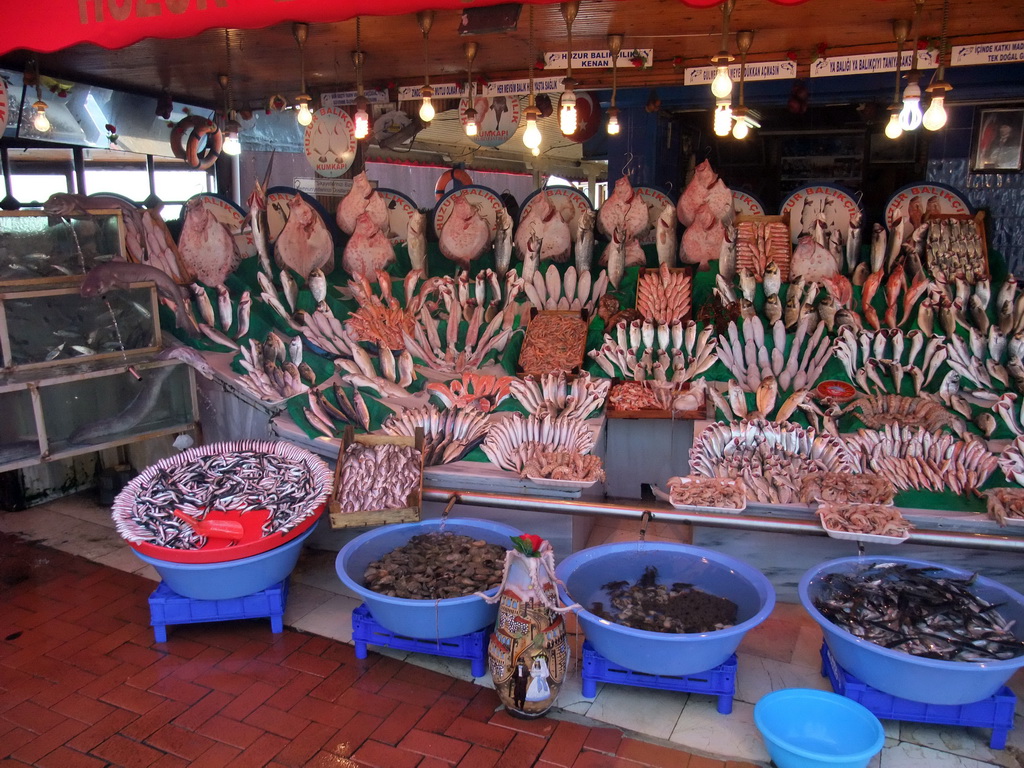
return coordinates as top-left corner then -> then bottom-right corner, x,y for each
112,440 -> 333,565
556,542 -> 775,676
335,518 -> 521,640
799,557 -> 1024,705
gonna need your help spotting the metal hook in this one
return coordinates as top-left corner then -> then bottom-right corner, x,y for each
621,151 -> 636,178
639,510 -> 652,541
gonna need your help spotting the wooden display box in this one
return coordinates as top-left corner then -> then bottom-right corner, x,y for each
328,426 -> 425,529
605,379 -> 709,420
635,266 -> 694,324
516,309 -> 588,377
733,213 -> 793,283
922,211 -> 989,283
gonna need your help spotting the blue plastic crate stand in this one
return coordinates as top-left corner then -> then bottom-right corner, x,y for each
581,641 -> 736,714
820,642 -> 1015,750
351,603 -> 488,678
148,580 -> 288,642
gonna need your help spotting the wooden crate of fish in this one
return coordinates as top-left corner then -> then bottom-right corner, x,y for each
606,380 -> 708,420
734,214 -> 792,284
517,309 -> 588,377
328,426 -> 425,529
635,265 -> 693,324
0,276 -> 161,373
922,212 -> 989,285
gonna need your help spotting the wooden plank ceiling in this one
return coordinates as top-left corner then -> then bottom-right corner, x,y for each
1,0 -> 1022,110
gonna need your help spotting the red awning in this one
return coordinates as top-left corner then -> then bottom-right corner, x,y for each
1,0 -> 550,56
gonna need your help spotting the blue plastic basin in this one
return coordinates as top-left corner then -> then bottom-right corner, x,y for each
754,688 -> 885,768
555,541 -> 775,676
335,518 -> 521,640
133,524 -> 315,600
799,556 -> 1024,705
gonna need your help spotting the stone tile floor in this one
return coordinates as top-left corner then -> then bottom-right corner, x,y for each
2,493 -> 1024,767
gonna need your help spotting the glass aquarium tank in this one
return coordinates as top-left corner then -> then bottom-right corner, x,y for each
1,284 -> 158,369
40,363 -> 195,456
0,211 -> 124,283
0,388 -> 41,468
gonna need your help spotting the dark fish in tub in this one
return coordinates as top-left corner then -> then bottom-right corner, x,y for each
813,562 -> 1024,662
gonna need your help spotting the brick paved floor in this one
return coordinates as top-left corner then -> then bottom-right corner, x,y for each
0,533 -> 758,768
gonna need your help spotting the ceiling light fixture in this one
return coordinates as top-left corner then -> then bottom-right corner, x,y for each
606,34 -> 622,136
417,10 -> 436,123
885,19 -> 910,140
352,17 -> 369,140
731,29 -> 754,140
923,0 -> 952,131
293,22 -> 313,127
559,1 -> 580,136
30,60 -> 49,133
899,0 -> 926,132
523,5 -> 542,151
463,42 -> 479,137
219,31 -> 241,156
709,0 -> 735,100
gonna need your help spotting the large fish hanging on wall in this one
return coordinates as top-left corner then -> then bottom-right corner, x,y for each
177,199 -> 244,287
276,194 -> 335,280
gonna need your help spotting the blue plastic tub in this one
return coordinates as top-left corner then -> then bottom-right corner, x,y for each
799,556 -> 1024,706
335,518 -> 520,640
754,688 -> 885,768
133,525 -> 315,601
555,541 -> 775,676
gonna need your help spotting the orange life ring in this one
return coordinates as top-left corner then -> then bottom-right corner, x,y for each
170,116 -> 223,170
435,168 -> 473,201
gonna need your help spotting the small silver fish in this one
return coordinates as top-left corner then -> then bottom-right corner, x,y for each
289,335 -> 303,365
45,342 -> 65,361
308,268 -> 327,303
280,269 -> 298,313
762,261 -> 781,297
235,291 -> 252,339
190,283 -> 215,327
216,285 -> 233,332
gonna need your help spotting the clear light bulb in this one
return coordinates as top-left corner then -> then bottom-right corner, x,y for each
885,111 -> 903,140
607,111 -> 620,136
465,111 -> 478,137
531,146 -> 540,156
899,81 -> 922,131
923,94 -> 947,131
32,103 -> 50,133
296,100 -> 313,126
222,133 -> 241,156
419,96 -> 435,123
354,108 -> 369,139
713,103 -> 733,137
732,118 -> 749,140
523,116 -> 542,150
711,65 -> 733,99
559,91 -> 577,135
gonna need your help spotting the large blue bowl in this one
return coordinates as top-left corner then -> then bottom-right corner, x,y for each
799,556 -> 1024,705
556,541 -> 775,676
754,689 -> 885,768
133,524 -> 315,600
335,518 -> 521,640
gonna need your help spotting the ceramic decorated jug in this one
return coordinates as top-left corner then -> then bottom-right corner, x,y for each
482,534 -> 578,718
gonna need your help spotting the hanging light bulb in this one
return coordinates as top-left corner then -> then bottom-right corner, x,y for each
559,83 -> 578,135
885,19 -> 909,141
606,106 -> 620,136
731,106 -> 750,140
885,107 -> 904,140
558,1 -> 580,137
463,42 -> 480,138
714,102 -> 733,137
32,99 -> 50,132
352,20 -> 369,140
923,0 -> 952,132
222,118 -> 242,155
419,86 -> 435,123
709,0 -> 735,100
417,11 -> 435,124
531,146 -> 541,157
607,34 -> 622,137
523,105 -> 543,149
293,23 -> 314,127
899,73 -> 923,131
218,63 -> 241,156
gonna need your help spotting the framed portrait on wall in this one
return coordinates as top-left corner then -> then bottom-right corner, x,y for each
972,107 -> 1024,172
